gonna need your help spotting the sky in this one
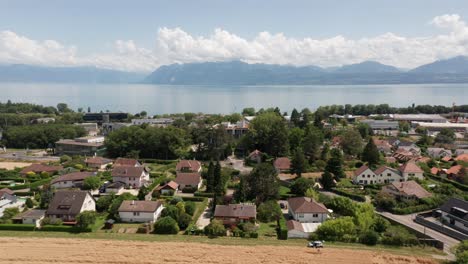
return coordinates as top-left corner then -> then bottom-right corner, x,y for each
1,0 -> 468,72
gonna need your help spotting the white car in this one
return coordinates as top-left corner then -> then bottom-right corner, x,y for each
307,241 -> 324,248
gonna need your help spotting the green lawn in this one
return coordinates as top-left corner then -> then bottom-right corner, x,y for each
191,199 -> 209,225
279,186 -> 291,196
256,221 -> 277,238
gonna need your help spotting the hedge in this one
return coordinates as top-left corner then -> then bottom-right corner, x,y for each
194,192 -> 214,198
390,204 -> 438,215
40,225 -> 91,233
331,188 -> 366,202
426,173 -> 468,192
159,195 -> 206,202
14,191 -> 34,196
139,159 -> 177,164
277,217 -> 288,240
2,178 -> 52,191
0,224 -> 36,231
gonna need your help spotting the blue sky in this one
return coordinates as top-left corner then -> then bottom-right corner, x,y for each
1,0 -> 468,72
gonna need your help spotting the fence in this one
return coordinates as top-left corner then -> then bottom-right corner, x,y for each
414,215 -> 468,241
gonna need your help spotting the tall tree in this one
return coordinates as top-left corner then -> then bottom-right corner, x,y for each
245,163 -> 279,204
290,177 -> 312,196
300,108 -> 312,128
303,125 -> 324,161
340,129 -> 363,157
206,161 -> 215,192
248,112 -> 289,157
361,137 -> 380,167
325,149 -> 345,179
288,127 -> 304,152
320,143 -> 330,161
290,108 -> 300,127
213,161 -> 223,195
321,171 -> 335,190
291,148 -> 306,177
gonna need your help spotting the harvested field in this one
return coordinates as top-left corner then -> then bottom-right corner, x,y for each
0,237 -> 437,264
0,162 -> 31,170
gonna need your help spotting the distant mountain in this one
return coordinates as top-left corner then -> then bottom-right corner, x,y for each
144,58 -> 468,85
0,64 -> 146,83
332,61 -> 401,73
410,56 -> 468,74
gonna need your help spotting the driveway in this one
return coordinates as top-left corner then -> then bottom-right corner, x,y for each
222,156 -> 252,175
195,199 -> 212,229
377,211 -> 458,260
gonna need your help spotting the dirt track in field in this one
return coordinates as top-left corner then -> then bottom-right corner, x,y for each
0,237 -> 437,264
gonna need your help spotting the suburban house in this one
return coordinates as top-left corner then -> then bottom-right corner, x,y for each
455,149 -> 468,156
176,160 -> 202,173
131,118 -> 174,127
118,200 -> 164,223
382,180 -> 432,200
247,149 -> 263,163
274,157 -> 291,173
0,188 -> 15,201
213,203 -> 256,226
287,197 -> 329,223
447,165 -> 464,178
51,171 -> 97,189
105,181 -> 125,195
0,188 -> 22,217
354,162 -> 423,185
397,142 -> 421,154
155,181 -> 179,195
111,166 -> 150,189
175,172 -> 202,190
55,136 -> 105,156
12,209 -> 46,227
456,154 -> 468,163
399,161 -> 424,180
436,198 -> 468,235
427,148 -> 453,159
20,164 -> 63,177
361,120 -> 399,135
85,156 -> 113,170
286,219 -> 321,239
46,190 -> 96,224
373,138 -> 393,155
219,120 -> 249,138
114,158 -> 141,167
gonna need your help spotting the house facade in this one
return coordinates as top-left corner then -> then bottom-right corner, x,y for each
175,172 -> 202,190
175,160 -> 202,173
111,166 -> 150,189
118,200 -> 164,223
85,156 -> 113,170
51,171 -> 96,189
287,197 -> 328,223
354,162 -> 424,185
427,148 -> 453,159
46,191 -> 96,223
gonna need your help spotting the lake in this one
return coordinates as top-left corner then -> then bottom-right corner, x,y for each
0,83 -> 466,115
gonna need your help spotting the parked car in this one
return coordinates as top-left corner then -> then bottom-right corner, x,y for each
307,241 -> 324,248
279,202 -> 285,209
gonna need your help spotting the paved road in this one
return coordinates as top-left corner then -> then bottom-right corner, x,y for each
195,199 -> 212,229
378,211 -> 458,260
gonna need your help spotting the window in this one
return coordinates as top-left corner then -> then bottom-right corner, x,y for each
312,214 -> 318,217
133,212 -> 140,216
387,173 -> 391,176
298,214 -> 304,218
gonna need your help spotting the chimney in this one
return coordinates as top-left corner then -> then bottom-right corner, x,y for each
131,200 -> 135,205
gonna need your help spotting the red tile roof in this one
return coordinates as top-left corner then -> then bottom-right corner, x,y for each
155,181 -> 179,191
430,167 -> 440,175
447,165 -> 463,175
175,172 -> 201,186
288,197 -> 328,214
214,204 -> 256,219
118,200 -> 163,213
114,158 -> 140,167
286,220 -> 304,232
20,164 -> 63,175
354,165 -> 370,176
274,157 -> 291,170
176,160 -> 201,172
112,166 -> 146,177
0,188 -> 14,197
399,162 -> 423,174
85,156 -> 113,165
456,154 -> 468,162
385,180 -> 432,199
51,171 -> 95,184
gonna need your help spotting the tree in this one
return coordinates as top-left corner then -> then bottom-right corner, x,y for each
302,125 -> 324,161
137,185 -> 149,200
205,161 -> 215,192
321,171 -> 335,190
435,128 -> 456,144
288,127 -> 304,151
290,108 -> 300,127
96,194 -> 114,212
361,137 -> 380,167
57,103 -> 71,113
257,200 -> 282,222
290,177 -> 312,196
372,217 -> 390,233
154,216 -> 179,234
178,213 -> 192,230
248,112 -> 289,157
161,205 -> 181,222
290,148 -> 306,177
76,211 -> 97,230
320,143 -> 330,161
39,184 -> 54,209
455,240 -> 468,264
25,198 -> 34,208
357,123 -> 373,139
245,163 -> 279,204
0,207 -> 19,223
359,230 -> 379,245
399,121 -> 410,132
184,201 -> 196,216
315,217 -> 356,242
204,219 -> 226,237
213,161 -> 223,195
82,176 -> 101,190
242,107 -> 255,116
325,149 -> 345,179
340,130 -> 363,156
417,134 -> 433,147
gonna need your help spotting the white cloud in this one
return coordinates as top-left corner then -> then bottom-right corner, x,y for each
2,14 -> 468,72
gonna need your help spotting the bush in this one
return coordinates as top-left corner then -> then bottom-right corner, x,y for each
0,224 -> 35,231
161,205 -> 181,222
185,201 -> 196,216
40,171 -> 50,179
154,216 -> 179,234
249,232 -> 259,238
60,155 -> 72,163
25,198 -> 34,208
76,211 -> 97,230
41,217 -> 63,226
455,241 -> 468,264
257,200 -> 282,222
40,225 -> 88,232
359,230 -> 379,245
331,188 -> 366,202
74,164 -> 84,170
194,192 -> 214,198
169,196 -> 183,205
204,219 -> 226,237
182,186 -> 198,193
277,217 -> 288,240
82,176 -> 101,190
178,213 -> 192,230
315,217 -> 356,242
381,226 -> 419,246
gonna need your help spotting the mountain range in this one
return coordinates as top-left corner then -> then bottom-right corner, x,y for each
1,56 -> 468,85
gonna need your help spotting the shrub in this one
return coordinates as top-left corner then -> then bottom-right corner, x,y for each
372,217 -> 390,233
455,241 -> 468,264
277,217 -> 288,240
182,186 -> 198,193
249,232 -> 259,238
25,198 -> 34,208
40,171 -> 50,179
169,196 -> 183,205
60,155 -> 72,163
257,200 -> 282,222
204,219 -> 226,237
154,216 -> 179,234
74,164 -> 84,170
381,226 -> 419,246
82,176 -> 101,190
359,230 -> 379,245
161,205 -> 181,222
178,213 -> 192,230
0,224 -> 35,231
41,217 -> 63,226
185,201 -> 196,216
76,211 -> 97,230
315,217 -> 356,242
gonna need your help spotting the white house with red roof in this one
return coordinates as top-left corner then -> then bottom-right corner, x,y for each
399,161 -> 424,180
354,162 -> 424,185
287,197 -> 329,223
176,160 -> 202,173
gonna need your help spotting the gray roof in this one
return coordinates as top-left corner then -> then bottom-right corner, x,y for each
440,198 -> 468,221
214,204 -> 256,219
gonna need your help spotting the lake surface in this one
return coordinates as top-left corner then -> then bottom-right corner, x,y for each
0,83 -> 466,115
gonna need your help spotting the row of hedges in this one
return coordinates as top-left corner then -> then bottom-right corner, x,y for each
277,217 -> 288,240
0,224 -> 36,231
159,195 -> 206,202
139,159 -> 177,165
426,173 -> 468,192
14,191 -> 33,196
194,192 -> 214,198
390,204 -> 438,215
331,188 -> 366,202
0,224 -> 91,232
0,178 -> 52,190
